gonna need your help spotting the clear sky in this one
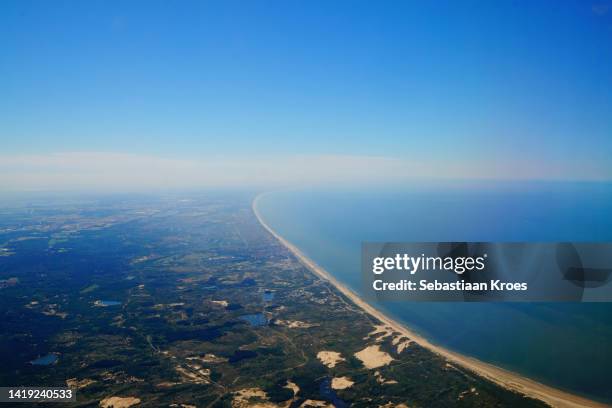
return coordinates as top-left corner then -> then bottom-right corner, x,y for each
1,0 -> 611,189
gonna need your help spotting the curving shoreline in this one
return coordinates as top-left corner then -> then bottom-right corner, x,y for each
252,193 -> 609,408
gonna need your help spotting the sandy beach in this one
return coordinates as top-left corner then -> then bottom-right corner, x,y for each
253,194 -> 609,408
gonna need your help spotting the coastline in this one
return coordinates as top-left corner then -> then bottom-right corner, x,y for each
252,193 -> 609,408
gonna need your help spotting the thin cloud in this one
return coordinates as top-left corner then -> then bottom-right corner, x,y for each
0,152 -> 609,192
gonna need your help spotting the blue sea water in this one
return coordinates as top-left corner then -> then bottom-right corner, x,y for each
256,182 -> 612,403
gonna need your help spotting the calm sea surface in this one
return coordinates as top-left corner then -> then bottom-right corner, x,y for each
256,182 -> 612,403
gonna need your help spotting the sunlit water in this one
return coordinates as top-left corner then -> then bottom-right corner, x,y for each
256,182 -> 612,403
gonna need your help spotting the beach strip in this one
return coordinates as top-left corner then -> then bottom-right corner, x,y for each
253,194 -> 609,408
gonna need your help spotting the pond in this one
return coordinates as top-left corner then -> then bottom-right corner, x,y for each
30,353 -> 58,366
94,300 -> 121,307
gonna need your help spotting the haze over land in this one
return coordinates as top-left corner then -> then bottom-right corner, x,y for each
2,151 -> 610,192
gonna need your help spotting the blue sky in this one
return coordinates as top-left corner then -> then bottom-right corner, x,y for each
1,0 -> 611,188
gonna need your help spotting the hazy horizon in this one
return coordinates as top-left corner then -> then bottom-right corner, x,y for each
2,0 -> 612,190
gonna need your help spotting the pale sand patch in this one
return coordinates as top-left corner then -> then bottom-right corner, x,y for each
153,302 -> 185,310
364,324 -> 394,341
187,354 -> 228,364
211,300 -> 229,307
299,400 -> 333,408
331,376 -> 354,390
284,380 -> 300,396
396,340 -> 412,354
66,377 -> 96,389
99,396 -> 141,408
390,335 -> 412,353
175,364 -> 210,384
156,381 -> 181,388
232,388 -> 277,408
379,403 -> 409,408
316,351 -> 345,368
445,362 -> 463,373
355,345 -> 394,369
375,370 -> 399,385
276,319 -> 316,328
458,387 -> 479,400
253,195 -> 609,408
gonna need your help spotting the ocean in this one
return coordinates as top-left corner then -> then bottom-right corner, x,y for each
255,182 -> 612,403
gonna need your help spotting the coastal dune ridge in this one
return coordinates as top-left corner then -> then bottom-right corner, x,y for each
252,193 -> 609,408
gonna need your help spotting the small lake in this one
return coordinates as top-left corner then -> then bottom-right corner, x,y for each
95,300 -> 121,307
30,353 -> 58,366
319,377 -> 347,408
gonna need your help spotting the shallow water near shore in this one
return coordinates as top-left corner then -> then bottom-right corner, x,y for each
256,182 -> 612,403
